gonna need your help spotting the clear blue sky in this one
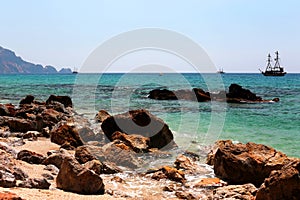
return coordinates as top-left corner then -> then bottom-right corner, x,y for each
1,0 -> 299,72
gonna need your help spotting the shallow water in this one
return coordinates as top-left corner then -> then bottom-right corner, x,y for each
0,73 -> 299,157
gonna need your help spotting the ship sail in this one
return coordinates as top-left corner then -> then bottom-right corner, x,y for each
260,51 -> 286,76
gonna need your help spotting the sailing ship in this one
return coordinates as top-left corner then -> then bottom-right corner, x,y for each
217,68 -> 225,74
260,51 -> 286,76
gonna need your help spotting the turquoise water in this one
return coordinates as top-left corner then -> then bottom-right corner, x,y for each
0,73 -> 299,157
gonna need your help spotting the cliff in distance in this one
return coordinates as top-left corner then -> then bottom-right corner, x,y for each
0,46 -> 72,74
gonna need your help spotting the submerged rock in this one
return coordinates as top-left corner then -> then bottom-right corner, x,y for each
226,83 -> 262,103
256,159 -> 300,200
101,109 -> 176,150
211,140 -> 291,187
46,95 -> 73,108
56,156 -> 105,194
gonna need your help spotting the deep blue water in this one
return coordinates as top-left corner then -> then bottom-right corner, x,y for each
0,73 -> 299,157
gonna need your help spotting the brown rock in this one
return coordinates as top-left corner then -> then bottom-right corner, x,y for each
0,170 -> 16,188
46,95 -> 72,108
212,183 -> 257,200
150,166 -> 185,183
75,146 -> 97,164
17,150 -> 45,164
0,104 -> 16,116
95,110 -> 111,122
256,159 -> 300,200
56,156 -> 105,194
19,95 -> 35,105
101,109 -> 176,149
18,178 -> 50,189
78,127 -> 105,143
43,153 -> 67,169
0,192 -> 23,200
212,140 -> 291,187
83,159 -> 103,175
193,88 -> 211,102
5,117 -> 36,132
111,131 -> 150,153
50,124 -> 83,148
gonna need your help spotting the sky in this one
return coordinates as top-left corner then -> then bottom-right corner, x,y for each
1,0 -> 300,73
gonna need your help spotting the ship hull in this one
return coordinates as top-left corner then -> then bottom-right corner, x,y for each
262,72 -> 286,76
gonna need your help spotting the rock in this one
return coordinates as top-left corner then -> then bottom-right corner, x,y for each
193,88 -> 211,102
194,177 -> 223,188
111,131 -> 150,153
212,140 -> 291,186
19,95 -> 35,105
75,146 -> 97,164
78,127 -> 105,143
150,166 -> 185,183
41,108 -> 62,127
101,109 -> 176,149
5,117 -> 36,132
0,170 -> 16,188
18,178 -> 50,189
95,110 -> 111,122
0,104 -> 16,116
256,160 -> 300,200
226,84 -> 262,103
212,183 -> 257,200
175,191 -> 197,200
17,150 -> 45,164
42,153 -> 66,169
50,124 -> 83,148
101,161 -> 123,174
84,159 -> 103,175
175,154 -> 210,175
22,131 -> 41,140
56,156 -> 105,194
148,89 -> 178,100
46,95 -> 72,108
0,192 -> 23,200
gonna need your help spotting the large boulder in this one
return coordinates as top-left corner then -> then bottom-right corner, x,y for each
50,124 -> 83,148
56,156 -> 105,194
226,84 -> 262,103
5,117 -> 36,132
101,109 -> 176,149
95,110 -> 111,123
212,140 -> 291,187
46,95 -> 72,108
256,160 -> 300,200
19,95 -> 35,105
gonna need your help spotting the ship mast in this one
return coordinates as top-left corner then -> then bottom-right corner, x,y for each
266,53 -> 272,71
273,51 -> 281,71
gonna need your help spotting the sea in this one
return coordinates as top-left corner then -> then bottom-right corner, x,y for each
0,73 -> 299,158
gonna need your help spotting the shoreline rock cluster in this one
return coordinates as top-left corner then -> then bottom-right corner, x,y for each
149,83 -> 280,103
0,95 -> 297,199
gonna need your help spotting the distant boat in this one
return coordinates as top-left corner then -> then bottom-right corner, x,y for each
72,67 -> 78,74
259,51 -> 286,76
217,68 -> 225,74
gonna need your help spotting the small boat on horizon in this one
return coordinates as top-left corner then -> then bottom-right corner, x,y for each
259,51 -> 286,76
72,67 -> 78,74
217,68 -> 225,74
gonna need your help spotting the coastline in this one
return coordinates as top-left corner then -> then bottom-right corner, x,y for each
0,95 -> 299,199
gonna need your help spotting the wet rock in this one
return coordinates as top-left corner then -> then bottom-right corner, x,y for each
22,131 -> 41,140
193,88 -> 211,102
17,150 -> 45,164
56,156 -> 105,194
226,84 -> 262,103
150,166 -> 185,183
212,183 -> 257,200
0,170 -> 16,188
78,127 -> 105,143
19,95 -> 35,105
148,89 -> 178,100
41,108 -> 63,126
256,159 -> 300,200
50,124 -> 83,148
18,178 -> 50,189
101,161 -> 123,174
175,191 -> 197,200
0,192 -> 24,200
46,95 -> 72,108
111,131 -> 150,153
75,146 -> 97,164
101,109 -> 176,149
95,110 -> 111,122
212,140 -> 291,187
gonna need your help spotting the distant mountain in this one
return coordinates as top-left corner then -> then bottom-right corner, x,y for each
0,46 -> 72,74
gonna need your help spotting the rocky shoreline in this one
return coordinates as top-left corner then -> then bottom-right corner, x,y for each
0,95 -> 298,199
